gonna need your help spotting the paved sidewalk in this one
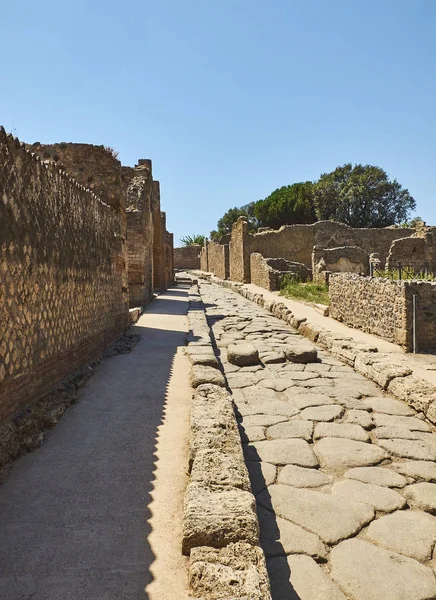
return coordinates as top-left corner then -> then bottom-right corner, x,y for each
200,280 -> 436,600
0,287 -> 191,600
245,282 -> 436,387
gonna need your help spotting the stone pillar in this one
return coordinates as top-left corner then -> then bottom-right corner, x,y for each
230,216 -> 250,283
152,181 -> 165,292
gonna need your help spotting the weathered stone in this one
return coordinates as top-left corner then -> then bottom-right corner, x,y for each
182,482 -> 259,554
267,420 -> 313,442
283,342 -> 318,364
354,353 -> 412,389
334,396 -> 373,411
298,322 -> 321,343
257,378 -> 293,392
388,375 -> 436,414
286,392 -> 334,409
257,484 -> 374,544
257,506 -> 327,560
345,409 -> 374,429
188,352 -> 220,369
374,413 -> 431,432
277,464 -> 332,488
191,449 -> 251,491
374,426 -> 422,440
332,480 -> 406,512
299,404 -> 344,422
404,483 -> 436,513
241,414 -> 287,427
376,438 -> 436,461
367,510 -> 436,561
363,396 -> 415,416
246,461 -> 277,495
236,400 -> 299,418
314,437 -> 387,471
226,372 -> 260,388
191,365 -> 226,388
391,460 -> 436,482
330,539 -> 436,600
262,352 -> 286,364
314,422 -> 370,442
296,377 -> 333,388
240,425 -> 266,442
245,439 -> 318,467
190,425 -> 242,469
267,555 -> 346,600
344,466 -> 407,488
189,542 -> 271,600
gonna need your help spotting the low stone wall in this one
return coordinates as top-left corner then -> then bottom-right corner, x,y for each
174,245 -> 201,270
183,282 -> 271,599
250,253 -> 310,290
312,246 -> 369,284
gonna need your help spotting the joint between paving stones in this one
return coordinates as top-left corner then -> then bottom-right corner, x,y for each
183,279 -> 272,600
190,270 -> 436,426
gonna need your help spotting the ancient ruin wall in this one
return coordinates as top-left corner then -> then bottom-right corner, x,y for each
152,182 -> 165,291
329,274 -> 409,348
312,245 -> 369,283
386,236 -> 428,270
174,245 -> 202,270
124,162 -> 154,307
207,240 -> 230,280
0,129 -> 129,421
164,230 -> 174,289
229,218 -> 250,282
250,254 -> 310,291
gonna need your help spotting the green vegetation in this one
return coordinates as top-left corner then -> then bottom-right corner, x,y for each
180,234 -> 206,246
280,276 -> 330,305
211,163 -> 417,236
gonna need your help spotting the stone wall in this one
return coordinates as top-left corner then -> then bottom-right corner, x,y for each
124,160 -> 154,307
152,182 -> 165,292
0,129 -> 129,421
250,253 -> 310,291
385,233 -> 436,272
312,245 -> 369,284
404,281 -> 436,351
207,240 -> 230,280
164,229 -> 174,289
174,245 -> 202,270
229,217 -> 250,282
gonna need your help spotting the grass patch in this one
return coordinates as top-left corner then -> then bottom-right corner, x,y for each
280,277 -> 330,305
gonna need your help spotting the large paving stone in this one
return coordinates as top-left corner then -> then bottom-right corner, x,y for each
240,425 -> 266,442
314,437 -> 387,471
283,342 -> 318,364
241,414 -> 288,427
191,365 -> 226,388
268,555 -> 346,600
246,461 -> 277,495
366,510 -> 436,561
391,460 -> 436,482
189,542 -> 271,600
404,483 -> 436,513
182,482 -> 258,554
257,484 -> 374,544
267,420 -> 313,441
299,404 -> 344,422
236,400 -> 300,418
262,352 -> 286,364
245,439 -> 318,467
376,438 -> 436,461
345,409 -> 373,429
363,396 -> 415,416
374,426 -> 422,440
258,378 -> 294,392
257,505 -> 327,560
277,464 -> 332,488
191,449 -> 251,490
314,422 -> 370,442
374,413 -> 431,432
344,466 -> 407,488
330,539 -> 436,600
286,392 -> 335,409
335,396 -> 373,411
226,372 -> 259,388
332,480 -> 406,512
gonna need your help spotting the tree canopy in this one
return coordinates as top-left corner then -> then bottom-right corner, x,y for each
211,202 -> 258,239
180,234 -> 206,247
313,164 -> 416,228
254,182 -> 316,228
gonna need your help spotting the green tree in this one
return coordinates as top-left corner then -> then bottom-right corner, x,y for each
180,234 -> 206,246
254,182 -> 316,228
212,202 -> 258,238
313,164 -> 416,228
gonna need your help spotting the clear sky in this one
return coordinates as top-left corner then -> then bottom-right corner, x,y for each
1,0 -> 435,244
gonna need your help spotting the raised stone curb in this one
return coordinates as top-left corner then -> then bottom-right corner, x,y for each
190,271 -> 436,426
183,281 -> 271,599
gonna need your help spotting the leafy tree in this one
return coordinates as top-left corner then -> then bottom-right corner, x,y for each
212,202 -> 258,238
313,164 -> 416,228
400,216 -> 425,229
254,182 -> 316,228
180,234 -> 206,246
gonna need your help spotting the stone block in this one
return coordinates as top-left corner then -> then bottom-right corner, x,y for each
354,353 -> 412,389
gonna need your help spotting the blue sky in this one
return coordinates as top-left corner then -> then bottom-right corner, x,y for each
1,0 -> 435,244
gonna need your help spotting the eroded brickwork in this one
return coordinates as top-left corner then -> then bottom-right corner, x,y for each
175,245 -> 202,270
0,129 -> 129,421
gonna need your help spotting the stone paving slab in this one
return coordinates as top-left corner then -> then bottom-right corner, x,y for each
195,280 -> 436,599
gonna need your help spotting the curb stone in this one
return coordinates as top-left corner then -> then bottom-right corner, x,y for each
190,271 -> 436,426
183,280 -> 272,599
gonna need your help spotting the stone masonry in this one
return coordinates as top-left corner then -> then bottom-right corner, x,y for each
192,277 -> 436,600
174,245 -> 202,270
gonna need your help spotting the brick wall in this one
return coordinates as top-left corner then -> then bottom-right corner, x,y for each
207,240 -> 230,279
174,245 -> 202,270
312,246 -> 369,283
0,129 -> 129,421
250,253 -> 310,290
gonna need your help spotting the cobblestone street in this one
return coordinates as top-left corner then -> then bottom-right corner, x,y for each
199,280 -> 436,600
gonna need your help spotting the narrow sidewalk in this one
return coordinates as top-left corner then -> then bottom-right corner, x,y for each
0,286 -> 191,600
